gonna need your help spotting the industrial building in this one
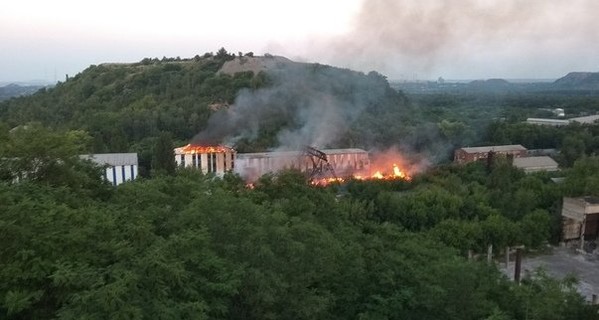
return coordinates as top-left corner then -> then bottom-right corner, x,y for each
512,156 -> 559,173
453,145 -> 527,164
562,197 -> 599,248
570,114 -> 599,124
174,144 -> 236,177
235,148 -> 370,181
81,153 -> 138,186
174,144 -> 370,181
526,114 -> 599,126
526,118 -> 569,126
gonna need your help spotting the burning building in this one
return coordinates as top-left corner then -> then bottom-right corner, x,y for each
234,148 -> 370,182
174,144 -> 236,177
173,144 -> 413,184
174,144 -> 371,180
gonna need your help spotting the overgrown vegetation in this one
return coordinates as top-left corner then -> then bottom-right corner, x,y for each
3,52 -> 599,319
2,126 -> 599,319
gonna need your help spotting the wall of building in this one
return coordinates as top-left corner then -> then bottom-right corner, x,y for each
454,149 -> 527,164
562,217 -> 582,241
561,197 -> 599,243
173,146 -> 369,181
234,149 -> 370,181
325,151 -> 370,175
81,153 -> 139,186
175,151 -> 235,176
105,164 -> 138,186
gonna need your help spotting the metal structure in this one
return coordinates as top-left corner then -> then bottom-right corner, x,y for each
303,146 -> 337,180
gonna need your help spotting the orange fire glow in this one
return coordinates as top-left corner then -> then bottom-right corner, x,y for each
371,171 -> 384,179
311,177 -> 345,186
355,162 -> 411,181
311,162 -> 412,186
177,144 -> 232,154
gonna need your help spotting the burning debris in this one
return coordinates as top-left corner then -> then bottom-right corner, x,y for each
356,163 -> 409,181
312,155 -> 412,186
311,147 -> 420,186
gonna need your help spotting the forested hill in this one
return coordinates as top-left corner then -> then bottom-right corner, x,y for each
553,72 -> 599,90
0,50 -> 430,173
0,84 -> 46,101
0,50 -> 267,154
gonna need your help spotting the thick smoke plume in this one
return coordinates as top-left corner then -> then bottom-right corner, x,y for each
192,60 -> 390,151
307,0 -> 599,78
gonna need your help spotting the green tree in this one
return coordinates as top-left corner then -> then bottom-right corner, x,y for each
560,135 -> 586,167
151,132 -> 176,175
0,124 -> 108,194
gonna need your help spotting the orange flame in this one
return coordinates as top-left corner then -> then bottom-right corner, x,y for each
312,162 -> 411,187
392,164 -> 406,179
372,171 -> 384,179
310,177 -> 344,186
177,144 -> 233,154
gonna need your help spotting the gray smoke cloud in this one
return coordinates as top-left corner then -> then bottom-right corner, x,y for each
303,0 -> 599,79
192,59 -> 390,150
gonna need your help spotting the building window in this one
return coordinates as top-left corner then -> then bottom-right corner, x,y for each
130,165 -> 135,179
180,154 -> 185,167
212,153 -> 217,173
112,167 -> 117,186
192,154 -> 197,167
207,153 -> 212,173
122,165 -> 126,182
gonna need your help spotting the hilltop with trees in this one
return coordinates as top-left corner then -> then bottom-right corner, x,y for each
0,49 -> 433,175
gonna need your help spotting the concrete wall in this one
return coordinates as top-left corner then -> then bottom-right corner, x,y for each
562,197 -> 586,221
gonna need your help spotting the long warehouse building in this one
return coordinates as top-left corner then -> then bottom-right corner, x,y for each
174,144 -> 370,180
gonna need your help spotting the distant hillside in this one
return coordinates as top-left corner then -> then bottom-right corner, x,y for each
0,83 -> 45,101
395,72 -> 599,94
467,78 -> 513,92
553,72 -> 599,90
0,50 -> 419,174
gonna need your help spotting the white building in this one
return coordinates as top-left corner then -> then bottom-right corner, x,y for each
569,114 -> 599,124
235,148 -> 370,181
81,153 -> 138,186
526,118 -> 569,126
174,144 -> 236,177
526,114 -> 599,126
512,156 -> 559,173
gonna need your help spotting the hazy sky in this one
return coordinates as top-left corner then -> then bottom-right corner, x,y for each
1,0 -> 598,82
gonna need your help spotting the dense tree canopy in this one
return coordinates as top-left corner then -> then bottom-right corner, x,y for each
2,126 -> 599,319
3,53 -> 599,319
